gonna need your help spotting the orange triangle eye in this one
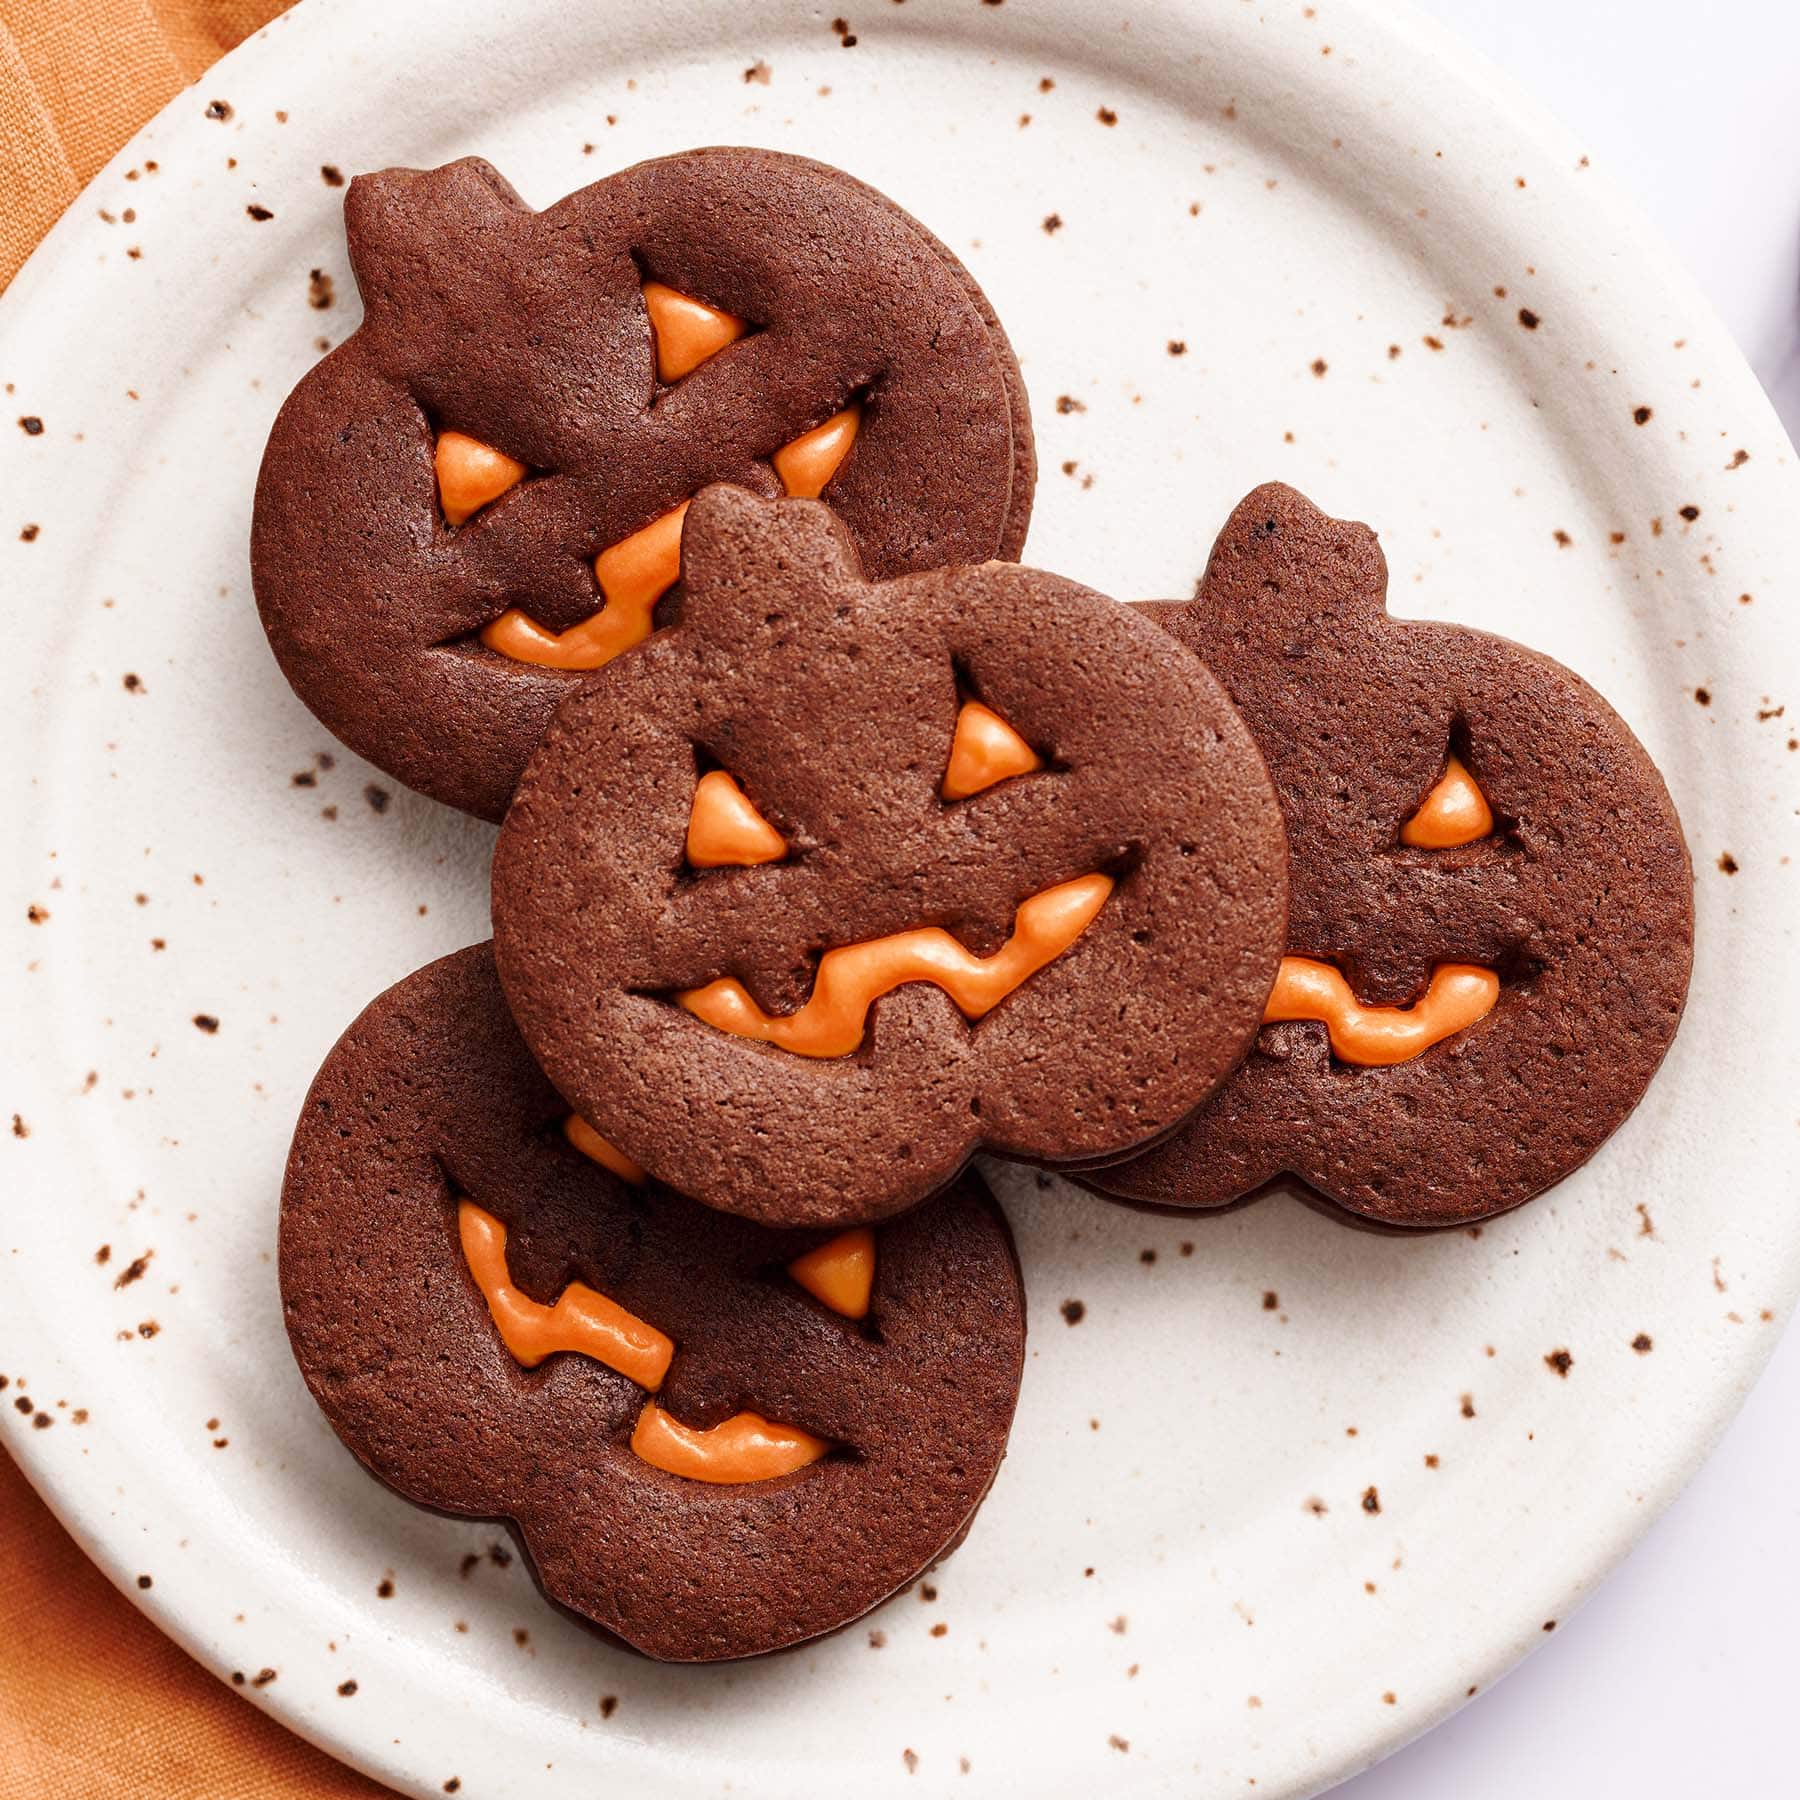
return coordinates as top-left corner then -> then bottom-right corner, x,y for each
642,281 -> 747,381
686,770 -> 788,867
563,1113 -> 647,1185
772,406 -> 860,499
1400,753 -> 1494,848
435,430 -> 526,525
942,700 -> 1044,800
787,1227 -> 875,1319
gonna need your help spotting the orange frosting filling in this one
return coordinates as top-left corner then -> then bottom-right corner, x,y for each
479,404 -> 860,671
771,407 -> 860,499
457,1199 -> 673,1388
686,770 -> 788,868
786,1227 -> 876,1320
642,282 -> 747,381
678,872 -> 1113,1058
563,1113 -> 647,1185
942,700 -> 1043,800
1263,956 -> 1499,1066
629,1403 -> 829,1484
1400,754 -> 1494,848
436,431 -> 526,525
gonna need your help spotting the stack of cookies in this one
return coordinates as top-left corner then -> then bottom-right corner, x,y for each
253,149 -> 1693,1663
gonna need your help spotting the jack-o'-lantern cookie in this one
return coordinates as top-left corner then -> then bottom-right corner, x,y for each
491,483 -> 1287,1228
280,945 -> 1026,1663
252,148 -> 1034,820
1088,482 -> 1693,1228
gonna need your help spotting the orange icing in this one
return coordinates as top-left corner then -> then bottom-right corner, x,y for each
642,282 -> 747,381
479,406 -> 860,671
942,700 -> 1043,800
1400,754 -> 1494,849
1264,956 -> 1499,1066
786,1228 -> 875,1319
436,431 -> 526,525
678,872 -> 1114,1058
457,1199 -> 673,1388
630,1403 -> 829,1484
686,770 -> 788,868
771,406 -> 860,499
563,1113 -> 646,1185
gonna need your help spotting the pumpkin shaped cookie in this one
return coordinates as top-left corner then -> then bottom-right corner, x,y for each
252,148 -> 1034,819
280,945 -> 1027,1662
492,484 -> 1287,1228
1089,483 -> 1693,1228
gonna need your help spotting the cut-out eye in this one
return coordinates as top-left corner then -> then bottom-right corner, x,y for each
772,406 -> 859,499
686,770 -> 788,868
942,699 -> 1044,800
435,430 -> 526,525
786,1227 -> 875,1319
642,281 -> 747,381
1400,753 -> 1493,848
563,1113 -> 646,1184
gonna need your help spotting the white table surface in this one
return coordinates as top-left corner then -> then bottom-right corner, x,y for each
1336,2 -> 1800,1793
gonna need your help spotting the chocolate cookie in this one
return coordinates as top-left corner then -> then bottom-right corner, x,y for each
252,148 -> 1035,820
280,945 -> 1027,1663
1088,482 -> 1693,1227
491,483 -> 1287,1228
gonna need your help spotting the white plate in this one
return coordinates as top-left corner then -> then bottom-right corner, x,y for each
4,1 -> 1798,1795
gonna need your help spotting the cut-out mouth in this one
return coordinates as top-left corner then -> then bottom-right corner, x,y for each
471,401 -> 865,674
456,1193 -> 861,1485
674,871 -> 1115,1058
1262,956 -> 1500,1066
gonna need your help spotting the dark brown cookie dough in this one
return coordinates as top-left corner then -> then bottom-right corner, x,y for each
1087,482 -> 1693,1227
491,484 -> 1287,1229
252,148 -> 1035,821
279,944 -> 1027,1663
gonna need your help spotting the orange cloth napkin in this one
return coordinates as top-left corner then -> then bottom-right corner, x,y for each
2,6 -> 393,1793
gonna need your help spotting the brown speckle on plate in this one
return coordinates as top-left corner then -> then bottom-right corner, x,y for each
251,1667 -> 277,1687
1060,1299 -> 1085,1325
1717,852 -> 1738,875
902,1748 -> 919,1773
321,164 -> 345,187
1633,405 -> 1653,425
20,523 -> 39,541
1305,1496 -> 1328,1516
246,203 -> 274,222
205,99 -> 233,121
337,1679 -> 358,1697
1262,1290 -> 1279,1310
744,61 -> 771,85
1311,358 -> 1328,377
136,1573 -> 153,1589
1518,308 -> 1541,329
1042,212 -> 1063,235
10,1114 -> 27,1138
112,1251 -> 152,1289
1544,1347 -> 1574,1377
1361,1486 -> 1381,1514
1107,1734 -> 1129,1752
308,269 -> 334,309
192,1014 -> 220,1034
19,415 -> 44,435
1097,106 -> 1118,126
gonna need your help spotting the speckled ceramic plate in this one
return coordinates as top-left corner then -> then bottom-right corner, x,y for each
4,0 -> 1798,1795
